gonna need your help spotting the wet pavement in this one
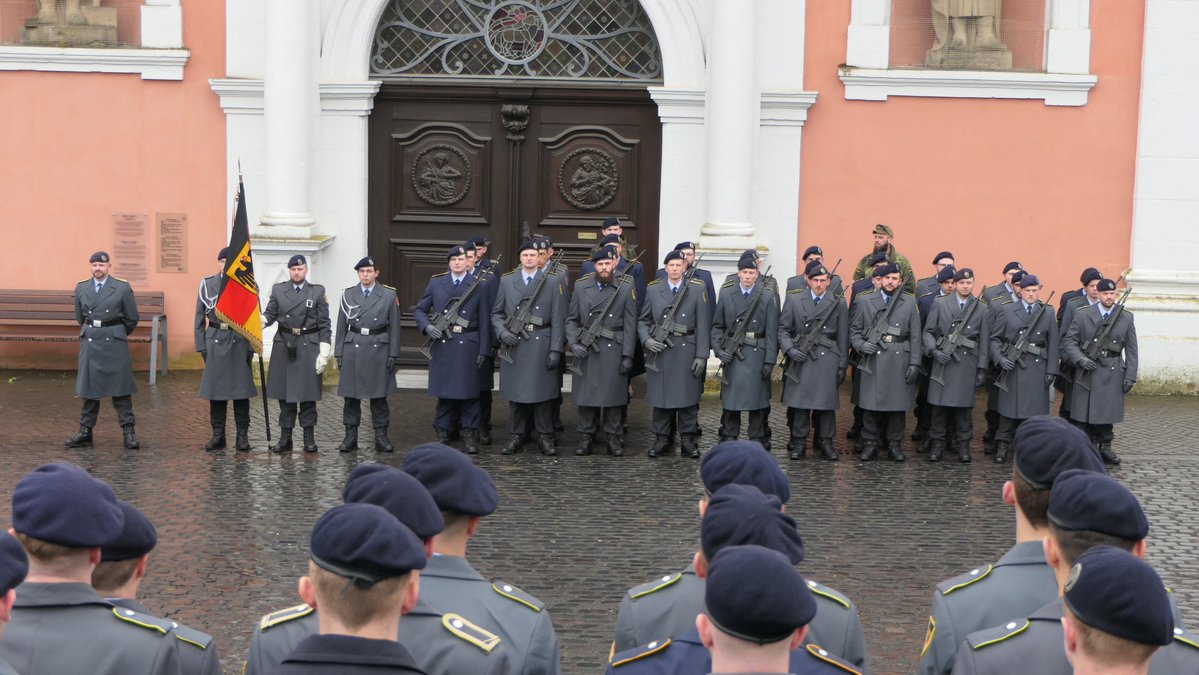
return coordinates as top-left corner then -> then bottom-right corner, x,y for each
0,369 -> 1196,675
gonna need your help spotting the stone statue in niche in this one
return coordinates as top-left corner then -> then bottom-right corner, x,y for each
23,0 -> 118,47
925,0 -> 1013,70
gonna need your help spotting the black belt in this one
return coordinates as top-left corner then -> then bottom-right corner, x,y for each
208,320 -> 231,331
670,329 -> 696,336
880,334 -> 908,343
1100,349 -> 1123,358
350,324 -> 388,336
87,319 -> 123,328
280,326 -> 322,336
448,326 -> 478,334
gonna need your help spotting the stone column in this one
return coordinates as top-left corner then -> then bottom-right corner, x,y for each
260,0 -> 316,235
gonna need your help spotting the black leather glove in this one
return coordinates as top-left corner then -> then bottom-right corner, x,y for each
1045,374 -> 1056,388
999,357 -> 1016,371
335,357 -> 342,369
1077,357 -> 1098,371
476,354 -> 487,369
386,357 -> 397,373
904,365 -> 919,384
975,369 -> 987,388
619,356 -> 633,375
836,368 -> 847,386
932,349 -> 951,365
761,364 -> 774,381
859,342 -> 880,356
716,350 -> 733,364
425,325 -> 443,340
644,338 -> 667,354
199,350 -> 207,362
691,357 -> 706,378
786,348 -> 808,363
570,343 -> 590,360
1123,379 -> 1135,393
545,351 -> 561,370
500,331 -> 520,347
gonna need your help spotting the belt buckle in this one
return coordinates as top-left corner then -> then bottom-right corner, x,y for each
220,323 -> 229,330
525,324 -> 535,332
92,320 -> 102,328
360,328 -> 371,336
883,335 -> 895,343
290,328 -> 302,336
452,326 -> 463,333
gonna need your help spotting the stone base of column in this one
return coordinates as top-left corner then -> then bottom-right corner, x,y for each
252,234 -> 336,361
1123,269 -> 1199,395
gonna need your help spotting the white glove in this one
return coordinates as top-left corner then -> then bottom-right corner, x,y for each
315,342 -> 332,375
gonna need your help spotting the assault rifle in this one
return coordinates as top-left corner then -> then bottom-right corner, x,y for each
1074,288 -> 1131,391
930,290 -> 984,387
497,251 -> 564,365
994,290 -> 1055,393
783,260 -> 844,384
855,287 -> 905,376
644,253 -> 705,373
714,266 -> 772,386
418,255 -> 501,360
569,253 -> 642,377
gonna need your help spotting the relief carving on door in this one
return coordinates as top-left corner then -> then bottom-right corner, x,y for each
559,147 -> 618,211
412,144 -> 472,206
393,124 -> 490,221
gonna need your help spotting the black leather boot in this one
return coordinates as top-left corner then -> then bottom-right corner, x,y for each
956,440 -> 972,463
680,434 -> 700,459
235,425 -> 251,452
205,425 -> 227,452
918,437 -> 932,454
789,437 -> 807,461
463,429 -> 480,455
887,440 -> 906,462
538,434 -> 558,456
575,433 -> 593,456
479,425 -> 492,446
859,441 -> 878,462
501,434 -> 522,455
435,427 -> 451,445
65,426 -> 93,448
817,438 -> 838,461
302,427 -> 318,453
122,426 -> 140,450
272,428 -> 294,453
994,441 -> 1010,463
648,434 -> 671,458
1098,441 -> 1121,465
607,435 -> 624,457
338,426 -> 359,453
928,439 -> 945,463
374,427 -> 394,453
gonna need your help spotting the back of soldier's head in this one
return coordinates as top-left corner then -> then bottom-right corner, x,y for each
11,463 -> 124,573
1047,470 -> 1148,566
1010,417 -> 1104,527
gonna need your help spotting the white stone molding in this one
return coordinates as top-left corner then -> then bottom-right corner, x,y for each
141,0 -> 183,49
760,92 -> 819,127
0,45 -> 189,80
319,81 -> 382,116
210,78 -> 264,114
648,87 -> 706,124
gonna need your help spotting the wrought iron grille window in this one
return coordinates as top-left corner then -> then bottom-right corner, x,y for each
371,0 -> 662,80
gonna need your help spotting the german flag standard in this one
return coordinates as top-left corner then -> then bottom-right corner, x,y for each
215,177 -> 263,353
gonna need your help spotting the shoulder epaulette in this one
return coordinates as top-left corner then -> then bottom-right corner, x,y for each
611,639 -> 672,667
689,278 -> 704,286
805,644 -> 861,674
901,290 -> 915,297
937,564 -> 994,595
502,269 -> 518,276
172,624 -> 214,650
344,284 -> 358,293
917,276 -> 935,284
647,278 -> 662,286
77,278 -> 91,285
1175,626 -> 1199,650
111,607 -> 173,636
442,613 -> 501,653
788,288 -> 803,294
578,272 -> 594,281
432,271 -> 448,278
259,603 -> 314,630
110,277 -> 128,284
968,619 -> 1030,650
858,289 -> 876,297
807,580 -> 852,609
721,279 -> 736,288
381,283 -> 396,291
1000,299 -> 1015,305
492,581 -> 544,612
629,572 -> 682,599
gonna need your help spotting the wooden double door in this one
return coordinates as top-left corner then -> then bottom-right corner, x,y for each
368,83 -> 661,362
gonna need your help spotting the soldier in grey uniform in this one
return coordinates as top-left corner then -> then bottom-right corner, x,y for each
849,263 -> 921,462
787,246 -> 845,295
988,274 -> 1058,463
567,247 -> 638,456
1055,268 -> 1102,419
712,256 -> 779,447
94,501 -> 221,675
951,470 -> 1199,675
780,261 -> 848,461
536,236 -> 571,436
639,249 -> 710,458
980,261 -> 1024,449
917,416 -> 1104,675
921,267 -> 989,463
915,251 -> 956,300
0,463 -> 182,674
0,533 -> 28,675
263,254 -> 332,453
195,247 -> 257,452
334,256 -> 401,453
67,250 -> 142,450
402,443 -> 562,675
1062,278 -> 1137,465
492,241 -> 566,455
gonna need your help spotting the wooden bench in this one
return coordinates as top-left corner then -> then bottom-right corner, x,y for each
0,289 -> 168,384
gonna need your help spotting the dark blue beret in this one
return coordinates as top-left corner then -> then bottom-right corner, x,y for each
1013,416 -> 1104,490
89,251 -> 110,264
354,257 -> 377,270
699,440 -> 790,503
1010,269 -> 1027,285
1049,469 -> 1148,540
936,265 -> 956,283
446,245 -> 467,260
518,240 -> 538,254
599,233 -> 622,247
706,545 -> 816,644
737,257 -> 758,271
701,484 -> 804,565
591,247 -> 619,263
535,239 -> 551,251
663,250 -> 685,264
601,216 -> 621,229
1097,278 -> 1117,292
807,264 -> 830,279
344,462 -> 390,487
868,251 -> 889,267
1081,267 -> 1103,284
803,259 -> 823,276
537,234 -> 555,248
953,267 -> 974,281
932,251 -> 955,264
1003,261 -> 1023,274
310,504 -> 426,587
1064,546 -> 1173,646
0,533 -> 28,595
1017,273 -> 1041,288
343,466 -> 445,540
802,246 -> 823,260
402,443 -> 498,516
673,241 -> 697,251
287,254 -> 307,268
13,463 -> 124,548
101,501 -> 158,562
217,247 -> 229,261
739,249 -> 760,262
873,262 -> 899,278
467,234 -> 490,247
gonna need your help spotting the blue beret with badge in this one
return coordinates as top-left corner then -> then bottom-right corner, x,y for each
287,254 -> 307,268
591,247 -> 619,263
310,503 -> 426,587
1081,267 -> 1102,284
402,443 -> 498,516
0,533 -> 28,595
932,250 -> 955,264
1097,278 -> 1117,292
467,234 -> 490,248
101,501 -> 158,562
953,267 -> 974,281
343,466 -> 445,540
354,256 -> 376,270
869,251 -> 889,267
701,484 -> 804,564
344,462 -> 390,487
447,245 -> 467,260
537,234 -> 554,248
602,216 -> 621,229
518,240 -> 538,254
1003,261 -> 1023,274
674,240 -> 697,251
217,247 -> 229,261
873,262 -> 899,278
705,545 -> 816,644
1010,269 -> 1026,286
700,440 -> 790,503
600,233 -> 622,247
802,245 -> 823,260
1017,273 -> 1040,288
935,265 -> 956,283
12,463 -> 125,548
807,263 -> 830,279
89,251 -> 110,263
663,249 -> 684,264
1064,546 -> 1173,646
1013,416 -> 1104,490
1049,469 -> 1148,540
737,257 -> 758,271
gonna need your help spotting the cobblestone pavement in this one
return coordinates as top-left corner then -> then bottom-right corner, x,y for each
0,369 -> 1195,674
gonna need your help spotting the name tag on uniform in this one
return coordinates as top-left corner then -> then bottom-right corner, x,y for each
359,328 -> 371,336
306,299 -> 314,308
92,320 -> 102,327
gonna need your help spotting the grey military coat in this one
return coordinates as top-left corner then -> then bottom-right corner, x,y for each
492,268 -> 567,404
779,289 -> 848,411
335,284 -> 401,400
1053,296 -> 1091,394
921,294 -> 989,408
194,274 -> 257,401
849,291 -> 921,412
74,276 -> 139,399
264,281 -> 331,403
1062,304 -> 1137,425
637,277 -> 711,410
711,281 -> 780,411
988,300 -> 1058,420
566,273 -> 638,408
109,597 -> 221,675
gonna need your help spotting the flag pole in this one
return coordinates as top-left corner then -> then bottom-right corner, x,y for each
237,159 -> 273,443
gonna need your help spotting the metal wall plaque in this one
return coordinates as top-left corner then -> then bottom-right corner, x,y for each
111,211 -> 149,286
156,212 -> 188,274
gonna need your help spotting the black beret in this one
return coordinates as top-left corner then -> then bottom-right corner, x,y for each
1010,269 -> 1027,285
739,249 -> 760,262
868,251 -> 889,267
1097,278 -> 1117,292
1013,416 -> 1105,490
354,257 -> 377,270
535,239 -> 551,251
345,462 -> 390,486
807,264 -> 830,279
1017,273 -> 1041,288
953,267 -> 974,281
101,501 -> 158,562
932,251 -> 955,264
217,247 -> 229,261
89,251 -> 110,263
1003,261 -> 1023,274
1064,546 -> 1174,646
0,533 -> 28,595
802,246 -> 823,260
537,234 -> 554,248
12,463 -> 124,548
1080,267 -> 1102,284
737,257 -> 758,271
462,241 -> 477,254
342,466 -> 445,540
402,443 -> 498,516
599,233 -> 622,247
446,245 -> 467,260
590,247 -> 618,263
673,241 -> 697,251
601,216 -> 621,229
701,484 -> 804,565
872,223 -> 894,237
705,545 -> 816,644
287,254 -> 307,268
518,240 -> 538,254
466,234 -> 490,247
1049,469 -> 1148,540
663,249 -> 685,264
700,440 -> 790,503
935,265 -> 956,283
310,504 -> 426,587
873,262 -> 899,278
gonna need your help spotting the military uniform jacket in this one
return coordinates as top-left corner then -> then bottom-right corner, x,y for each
246,598 -> 510,675
0,582 -> 181,675
711,281 -> 780,411
566,274 -> 638,408
420,554 -> 561,675
921,294 -> 990,408
1062,303 -> 1137,425
607,626 -> 860,675
982,283 -> 1017,306
988,300 -> 1058,419
1054,296 -> 1092,392
474,265 -> 502,392
335,284 -> 402,400
848,278 -> 876,313
656,266 -> 717,315
779,290 -> 848,411
414,273 -> 493,400
582,257 -> 648,313
109,597 -> 221,675
491,268 -> 567,404
637,277 -> 711,409
74,276 -> 140,399
269,634 -> 426,674
916,276 -> 942,299
613,565 -> 870,673
265,281 -> 332,403
194,274 -> 257,401
916,541 -> 1056,675
849,291 -> 921,412
951,597 -> 1199,675
0,656 -> 16,675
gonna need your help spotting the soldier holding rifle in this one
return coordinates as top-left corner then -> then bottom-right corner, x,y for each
711,256 -> 779,448
922,267 -> 989,463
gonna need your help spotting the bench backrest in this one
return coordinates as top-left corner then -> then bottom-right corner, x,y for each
0,289 -> 166,325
